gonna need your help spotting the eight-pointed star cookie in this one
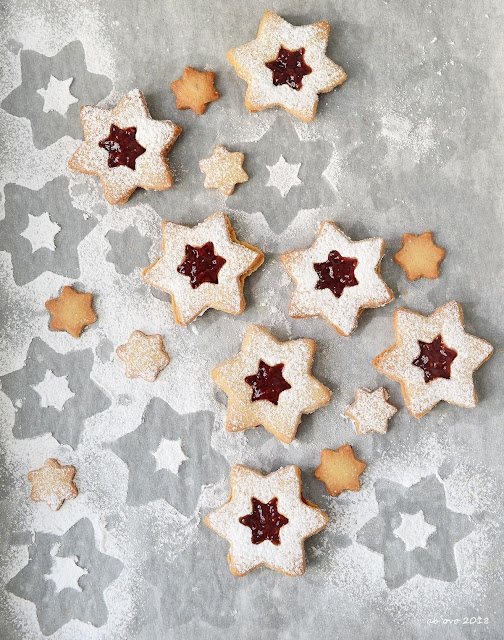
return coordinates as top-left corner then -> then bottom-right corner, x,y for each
281,221 -> 394,336
394,231 -> 446,281
116,330 -> 170,382
142,212 -> 263,325
345,387 -> 397,435
68,89 -> 182,205
314,444 -> 366,497
227,11 -> 347,121
171,66 -> 220,115
199,145 -> 249,196
45,285 -> 97,338
373,300 -> 493,418
204,464 -> 328,576
28,458 -> 78,511
211,324 -> 331,443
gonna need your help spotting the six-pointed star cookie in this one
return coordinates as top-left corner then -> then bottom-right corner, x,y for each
394,231 -> 446,281
211,324 -> 331,443
28,458 -> 78,510
227,11 -> 346,121
171,66 -> 220,115
116,330 -> 170,382
45,285 -> 97,338
142,212 -> 263,325
346,387 -> 397,435
373,300 -> 493,418
68,88 -> 182,205
314,444 -> 366,497
204,464 -> 328,576
281,221 -> 394,336
199,145 -> 248,196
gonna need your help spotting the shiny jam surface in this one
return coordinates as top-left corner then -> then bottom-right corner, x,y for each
412,334 -> 457,382
98,124 -> 146,170
177,242 -> 226,289
265,47 -> 312,90
314,250 -> 359,298
245,360 -> 291,405
239,497 -> 289,545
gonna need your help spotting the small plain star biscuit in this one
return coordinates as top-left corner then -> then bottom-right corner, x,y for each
28,458 -> 78,511
171,66 -> 220,115
345,387 -> 397,435
116,330 -> 170,382
394,231 -> 446,280
199,145 -> 248,196
45,285 -> 97,338
314,444 -> 366,497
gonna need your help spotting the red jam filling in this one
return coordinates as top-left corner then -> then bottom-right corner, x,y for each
265,47 -> 312,90
314,250 -> 359,298
98,124 -> 146,170
412,335 -> 457,382
239,497 -> 289,545
245,360 -> 291,405
177,242 -> 226,289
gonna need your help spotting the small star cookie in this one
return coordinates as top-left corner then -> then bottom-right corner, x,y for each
45,285 -> 97,338
171,66 -> 220,115
142,212 -> 263,325
227,11 -> 346,121
116,330 -> 170,382
204,464 -> 328,576
199,145 -> 248,196
314,444 -> 366,497
394,231 -> 446,281
281,221 -> 394,336
345,387 -> 397,435
373,300 -> 493,418
211,324 -> 331,444
28,458 -> 78,511
68,89 -> 182,205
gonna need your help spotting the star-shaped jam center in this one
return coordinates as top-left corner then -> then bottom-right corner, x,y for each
239,497 -> 289,545
313,250 -> 359,298
412,334 -> 457,382
245,360 -> 292,405
177,242 -> 227,289
265,47 -> 312,90
99,124 -> 146,170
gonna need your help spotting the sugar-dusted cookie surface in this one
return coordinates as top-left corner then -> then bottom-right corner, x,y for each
171,66 -> 220,115
45,285 -> 97,338
199,145 -> 248,196
394,231 -> 446,281
28,458 -> 78,511
346,387 -> 397,435
314,444 -> 366,497
116,330 -> 169,382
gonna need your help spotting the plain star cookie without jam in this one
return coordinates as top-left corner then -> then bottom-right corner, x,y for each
394,231 -> 446,281
204,464 -> 328,576
373,300 -> 493,418
116,330 -> 170,382
280,221 -> 394,336
345,387 -> 397,435
211,324 -> 331,444
314,444 -> 366,497
227,11 -> 346,121
142,212 -> 263,325
171,66 -> 220,115
28,458 -> 78,511
45,285 -> 97,338
68,89 -> 182,205
199,145 -> 248,196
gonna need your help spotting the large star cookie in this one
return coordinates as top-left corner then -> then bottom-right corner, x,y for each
45,285 -> 97,338
227,11 -> 346,121
373,301 -> 493,418
28,458 -> 78,511
116,330 -> 170,382
142,212 -> 263,325
199,145 -> 248,196
211,324 -> 331,443
394,231 -> 446,281
69,89 -> 182,205
314,444 -> 366,497
171,66 -> 220,115
281,221 -> 394,336
204,464 -> 328,576
346,387 -> 397,435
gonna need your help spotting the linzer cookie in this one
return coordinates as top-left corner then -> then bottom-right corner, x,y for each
373,301 -> 493,418
204,464 -> 328,576
227,11 -> 346,121
346,387 -> 397,435
142,212 -> 263,325
211,324 -> 331,444
394,231 -> 446,281
45,285 -> 97,338
171,66 -> 220,115
28,458 -> 78,511
116,330 -> 169,382
68,89 -> 182,205
314,444 -> 366,497
281,221 -> 394,336
199,145 -> 248,196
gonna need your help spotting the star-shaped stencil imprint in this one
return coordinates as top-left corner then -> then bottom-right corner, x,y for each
45,285 -> 98,338
37,75 -> 78,115
199,145 -> 249,196
373,301 -> 493,418
281,221 -> 394,336
345,387 -> 397,435
266,155 -> 301,197
28,458 -> 78,511
45,549 -> 88,593
20,211 -> 61,252
394,231 -> 446,281
393,511 -> 436,551
31,370 -> 75,411
171,66 -> 220,115
116,330 -> 170,382
142,212 -> 263,325
69,89 -> 182,205
211,324 -> 331,444
205,464 -> 328,576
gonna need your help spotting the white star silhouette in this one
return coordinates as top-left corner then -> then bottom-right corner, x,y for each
266,155 -> 301,197
153,438 -> 188,475
37,76 -> 78,116
31,370 -> 75,411
393,511 -> 436,551
20,212 -> 61,253
45,546 -> 88,593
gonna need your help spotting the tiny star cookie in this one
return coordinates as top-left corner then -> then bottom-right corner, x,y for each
116,330 -> 170,382
204,464 -> 328,576
373,300 -> 493,418
314,444 -> 366,497
281,221 -> 394,337
142,212 -> 263,325
28,458 -> 78,511
211,324 -> 331,444
68,88 -> 182,205
227,11 -> 346,121
199,145 -> 248,196
170,66 -> 220,115
345,387 -> 397,435
45,285 -> 97,338
394,231 -> 446,281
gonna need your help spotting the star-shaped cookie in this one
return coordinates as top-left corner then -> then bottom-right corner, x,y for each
68,89 -> 182,205
199,145 -> 248,196
314,444 -> 366,497
394,231 -> 446,281
45,285 -> 97,338
116,330 -> 170,382
28,458 -> 78,511
227,11 -> 346,121
211,324 -> 331,443
373,301 -> 493,418
345,387 -> 397,435
281,221 -> 394,336
171,66 -> 220,115
142,212 -> 263,325
204,464 -> 328,576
